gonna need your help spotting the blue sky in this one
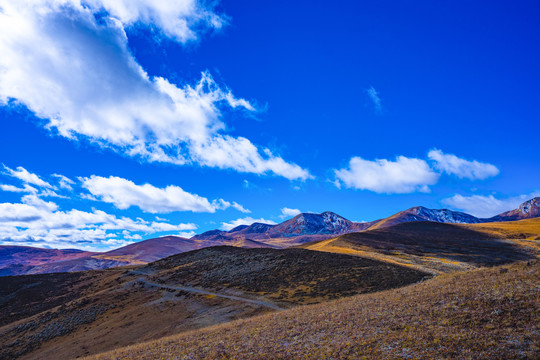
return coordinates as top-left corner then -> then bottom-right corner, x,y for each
0,0 -> 538,250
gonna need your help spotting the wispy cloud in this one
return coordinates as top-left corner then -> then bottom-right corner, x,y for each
366,86 -> 383,114
52,174 -> 75,190
2,164 -> 53,189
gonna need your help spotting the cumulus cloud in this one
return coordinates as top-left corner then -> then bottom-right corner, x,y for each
334,156 -> 439,194
428,149 -> 499,180
366,86 -> 382,114
80,175 -> 247,213
280,207 -> 301,219
220,217 -> 277,231
0,1 -> 310,180
0,194 -> 196,250
442,192 -> 540,218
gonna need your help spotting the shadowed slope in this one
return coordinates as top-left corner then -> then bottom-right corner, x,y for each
302,221 -> 535,274
147,246 -> 427,305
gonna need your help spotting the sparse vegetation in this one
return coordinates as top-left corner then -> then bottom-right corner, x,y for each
0,246 -> 426,359
86,261 -> 540,360
301,221 -> 536,274
148,246 -> 428,304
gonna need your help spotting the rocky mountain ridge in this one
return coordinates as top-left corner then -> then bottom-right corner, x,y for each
2,197 -> 539,276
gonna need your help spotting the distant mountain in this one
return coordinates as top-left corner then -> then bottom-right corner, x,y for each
97,235 -> 206,263
0,246 -> 96,270
3,197 -> 539,276
0,235 -> 273,276
269,212 -> 370,237
486,197 -> 540,222
368,206 -> 481,230
193,223 -> 276,241
191,229 -> 230,241
234,222 -> 276,234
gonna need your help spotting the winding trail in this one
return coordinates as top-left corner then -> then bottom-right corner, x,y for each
136,277 -> 283,310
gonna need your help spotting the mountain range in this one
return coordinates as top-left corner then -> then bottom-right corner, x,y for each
1,197 -> 539,276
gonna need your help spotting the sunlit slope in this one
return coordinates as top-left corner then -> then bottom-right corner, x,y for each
85,261 -> 539,360
464,217 -> 540,252
301,221 -> 535,274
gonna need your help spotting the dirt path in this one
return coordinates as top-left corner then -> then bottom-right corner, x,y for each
136,277 -> 283,310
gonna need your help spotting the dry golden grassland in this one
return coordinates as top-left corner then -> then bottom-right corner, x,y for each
86,260 -> 539,360
465,218 -> 540,252
301,220 -> 538,274
0,247 -> 427,359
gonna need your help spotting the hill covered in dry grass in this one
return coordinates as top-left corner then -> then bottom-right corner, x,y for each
0,247 -> 426,359
86,260 -> 539,360
301,219 -> 538,274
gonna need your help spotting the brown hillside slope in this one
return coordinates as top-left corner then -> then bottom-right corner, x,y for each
0,247 -> 427,360
464,217 -> 540,252
86,260 -> 539,360
301,221 -> 537,274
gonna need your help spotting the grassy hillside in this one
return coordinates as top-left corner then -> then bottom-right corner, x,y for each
465,217 -> 540,252
147,246 -> 427,305
85,260 -> 539,360
301,221 -> 536,274
0,247 -> 426,359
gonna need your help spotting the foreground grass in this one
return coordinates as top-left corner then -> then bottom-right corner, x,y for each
87,261 -> 539,360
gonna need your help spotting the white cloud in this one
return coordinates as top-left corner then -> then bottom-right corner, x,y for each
82,0 -> 227,42
189,136 -> 312,180
52,174 -> 75,190
176,231 -> 196,239
428,149 -> 499,180
220,217 -> 277,231
0,184 -> 38,194
80,175 -> 247,213
280,207 -> 301,219
0,195 -> 197,250
0,1 -> 310,180
442,192 -> 540,218
334,155 -> 439,194
2,164 -> 53,188
215,199 -> 251,213
366,86 -> 382,114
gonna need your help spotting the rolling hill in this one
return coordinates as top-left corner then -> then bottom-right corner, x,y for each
0,246 -> 427,359
0,246 -> 97,276
0,235 -> 272,276
300,219 -> 539,274
84,260 -> 539,360
2,206 -> 538,359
